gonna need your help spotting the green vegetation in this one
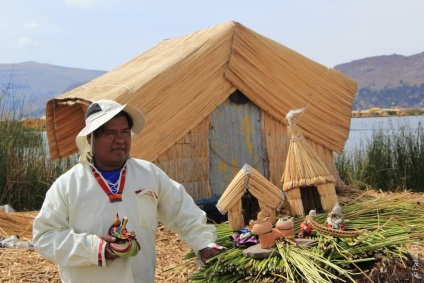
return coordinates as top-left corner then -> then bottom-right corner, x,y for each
0,87 -> 76,211
336,121 -> 424,192
188,194 -> 423,282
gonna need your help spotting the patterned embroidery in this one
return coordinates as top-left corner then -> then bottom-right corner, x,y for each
98,239 -> 105,266
91,165 -> 127,203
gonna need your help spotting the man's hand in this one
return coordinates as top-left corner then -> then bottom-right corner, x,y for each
199,247 -> 224,264
98,235 -> 120,260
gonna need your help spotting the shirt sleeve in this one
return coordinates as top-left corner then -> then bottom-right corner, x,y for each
155,168 -> 217,251
32,180 -> 105,267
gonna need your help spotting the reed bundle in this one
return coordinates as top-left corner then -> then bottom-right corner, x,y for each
285,188 -> 304,216
227,200 -> 244,231
281,125 -> 335,192
216,168 -> 249,214
0,210 -> 37,240
190,191 -> 424,282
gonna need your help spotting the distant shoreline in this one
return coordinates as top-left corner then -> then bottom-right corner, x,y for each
352,108 -> 424,118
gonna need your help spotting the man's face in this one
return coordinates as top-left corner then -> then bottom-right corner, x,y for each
91,115 -> 132,170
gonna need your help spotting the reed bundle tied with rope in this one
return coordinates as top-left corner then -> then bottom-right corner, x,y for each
281,124 -> 335,191
280,109 -> 339,215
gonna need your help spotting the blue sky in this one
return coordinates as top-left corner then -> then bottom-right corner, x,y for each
1,0 -> 423,71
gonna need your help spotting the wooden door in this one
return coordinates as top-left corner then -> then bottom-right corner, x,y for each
209,91 -> 269,197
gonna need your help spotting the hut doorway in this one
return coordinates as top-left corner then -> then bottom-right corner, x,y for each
300,186 -> 323,214
241,191 -> 260,225
209,90 -> 269,197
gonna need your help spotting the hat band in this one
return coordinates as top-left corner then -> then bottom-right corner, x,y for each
85,103 -> 103,119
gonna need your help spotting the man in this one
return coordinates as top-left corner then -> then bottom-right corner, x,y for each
33,99 -> 223,283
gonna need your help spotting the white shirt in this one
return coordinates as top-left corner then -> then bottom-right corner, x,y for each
32,158 -> 216,283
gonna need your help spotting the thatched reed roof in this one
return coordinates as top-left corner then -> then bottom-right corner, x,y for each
216,164 -> 284,214
46,21 -> 357,161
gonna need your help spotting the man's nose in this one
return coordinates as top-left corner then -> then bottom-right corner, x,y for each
113,134 -> 126,142
114,131 -> 129,140
114,135 -> 125,142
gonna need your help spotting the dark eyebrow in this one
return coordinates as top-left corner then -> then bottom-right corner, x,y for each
104,128 -> 131,133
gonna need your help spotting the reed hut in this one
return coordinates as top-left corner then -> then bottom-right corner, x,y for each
216,164 -> 284,230
45,21 -> 357,205
281,109 -> 338,216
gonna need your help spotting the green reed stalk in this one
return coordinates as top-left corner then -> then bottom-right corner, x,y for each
189,194 -> 424,282
337,120 -> 424,192
0,85 -> 77,211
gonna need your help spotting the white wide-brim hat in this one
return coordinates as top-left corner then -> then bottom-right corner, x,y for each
76,99 -> 145,162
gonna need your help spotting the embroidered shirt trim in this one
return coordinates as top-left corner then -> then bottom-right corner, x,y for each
91,164 -> 127,203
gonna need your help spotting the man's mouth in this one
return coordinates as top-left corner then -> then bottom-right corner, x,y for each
112,148 -> 125,153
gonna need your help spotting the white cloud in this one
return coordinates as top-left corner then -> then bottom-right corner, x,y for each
65,0 -> 104,8
15,37 -> 35,48
24,22 -> 39,30
12,37 -> 51,49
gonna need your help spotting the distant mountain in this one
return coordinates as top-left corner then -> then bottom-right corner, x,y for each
0,62 -> 106,118
1,53 -> 424,118
335,52 -> 424,110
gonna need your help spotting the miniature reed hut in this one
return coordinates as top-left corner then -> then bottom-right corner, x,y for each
216,164 -> 284,231
281,109 -> 339,216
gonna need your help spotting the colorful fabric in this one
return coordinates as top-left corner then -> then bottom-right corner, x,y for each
230,233 -> 259,248
90,165 -> 127,202
98,239 -> 105,266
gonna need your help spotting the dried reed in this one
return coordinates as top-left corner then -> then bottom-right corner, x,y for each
217,164 -> 284,230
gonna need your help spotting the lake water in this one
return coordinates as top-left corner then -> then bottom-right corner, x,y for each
344,116 -> 424,152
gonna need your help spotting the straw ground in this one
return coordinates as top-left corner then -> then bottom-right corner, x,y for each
1,187 -> 422,283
